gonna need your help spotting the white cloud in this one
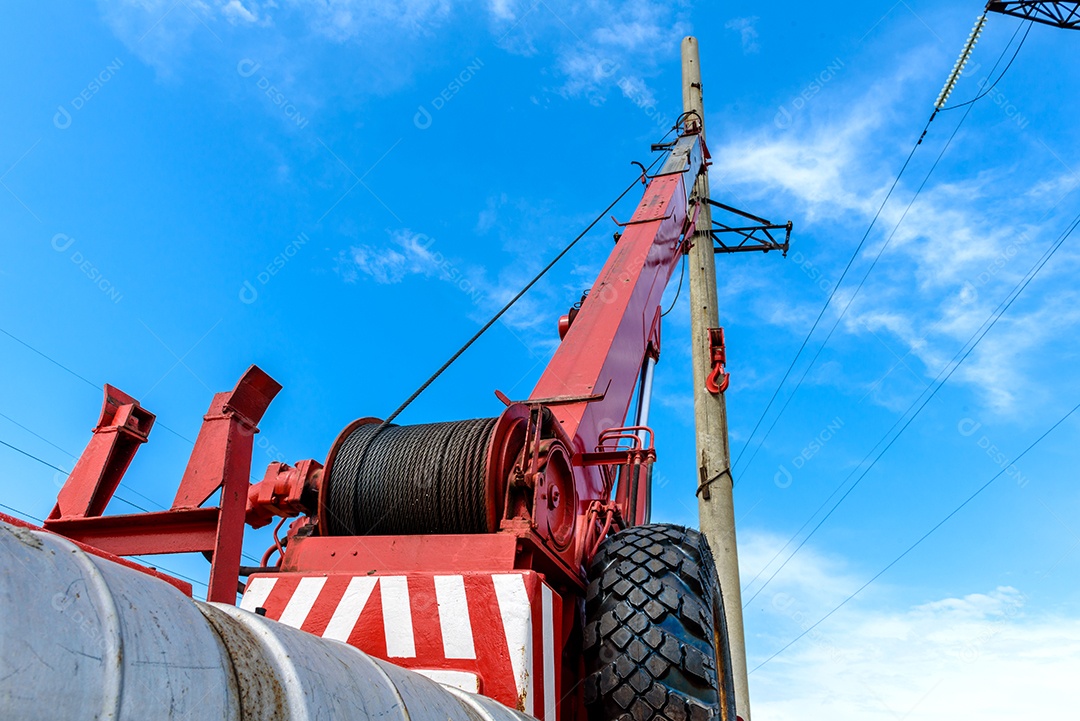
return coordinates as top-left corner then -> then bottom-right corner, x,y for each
476,195 -> 502,235
488,0 -> 516,22
337,229 -> 465,286
1026,172 -> 1080,205
616,74 -> 656,109
335,228 -> 556,341
741,532 -> 1080,720
281,0 -> 454,41
710,50 -> 1080,415
335,243 -> 410,284
540,0 -> 689,110
98,0 -> 456,77
725,16 -> 760,54
740,530 -> 861,611
557,48 -> 617,104
753,584 -> 1080,720
99,0 -> 688,121
222,0 -> 258,24
334,180 -> 628,358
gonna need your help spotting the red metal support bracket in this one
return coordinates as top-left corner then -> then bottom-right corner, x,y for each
48,385 -> 156,521
173,366 -> 282,508
574,426 -> 656,527
44,365 -> 281,604
706,327 -> 730,394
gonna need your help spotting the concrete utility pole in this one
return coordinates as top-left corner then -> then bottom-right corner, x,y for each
681,36 -> 751,720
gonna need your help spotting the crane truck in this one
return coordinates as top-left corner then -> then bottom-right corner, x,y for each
0,37 -> 790,721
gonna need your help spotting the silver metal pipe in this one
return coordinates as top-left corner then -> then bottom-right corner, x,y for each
634,355 -> 656,435
0,519 -> 534,721
634,356 -> 657,523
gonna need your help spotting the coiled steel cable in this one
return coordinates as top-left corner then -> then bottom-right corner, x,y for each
325,418 -> 498,536
325,127 -> 687,537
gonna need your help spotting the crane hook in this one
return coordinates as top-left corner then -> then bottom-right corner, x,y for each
705,327 -> 730,394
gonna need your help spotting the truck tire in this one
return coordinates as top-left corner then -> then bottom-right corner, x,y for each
583,524 -> 736,721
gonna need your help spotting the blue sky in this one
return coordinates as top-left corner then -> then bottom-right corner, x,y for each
2,1 -> 1079,718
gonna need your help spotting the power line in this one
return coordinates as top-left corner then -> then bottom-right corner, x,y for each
735,65 -> 989,481
732,19 -> 1031,477
0,410 -> 172,510
750,392 -> 1080,674
0,410 -> 78,459
131,555 -> 210,590
939,20 -> 1033,113
0,325 -> 195,445
742,207 -> 1080,606
0,327 -> 98,389
734,115 -> 965,478
111,483 -> 168,513
739,18 -> 1047,595
0,436 -> 150,512
0,500 -> 209,590
383,155 -> 667,427
0,325 -> 275,490
0,438 -> 68,474
0,433 -> 263,565
744,208 -> 1080,604
731,116 -> 934,474
0,503 -> 43,524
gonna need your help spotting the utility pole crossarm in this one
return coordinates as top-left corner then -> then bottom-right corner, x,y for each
707,199 -> 793,256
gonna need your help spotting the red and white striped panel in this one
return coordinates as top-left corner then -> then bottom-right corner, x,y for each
240,571 -> 562,720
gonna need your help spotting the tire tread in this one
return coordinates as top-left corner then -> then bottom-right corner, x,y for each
583,524 -> 734,721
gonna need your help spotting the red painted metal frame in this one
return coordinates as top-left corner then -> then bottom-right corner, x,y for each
280,533 -> 585,593
43,365 -> 281,603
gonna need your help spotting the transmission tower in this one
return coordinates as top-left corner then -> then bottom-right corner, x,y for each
987,1 -> 1080,28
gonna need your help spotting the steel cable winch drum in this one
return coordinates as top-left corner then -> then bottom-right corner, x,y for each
319,416 -> 522,536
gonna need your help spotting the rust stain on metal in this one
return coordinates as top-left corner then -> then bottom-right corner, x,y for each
198,604 -> 287,720
516,666 -> 529,711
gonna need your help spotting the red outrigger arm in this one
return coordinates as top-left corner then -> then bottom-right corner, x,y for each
43,366 -> 281,603
530,133 -> 706,457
